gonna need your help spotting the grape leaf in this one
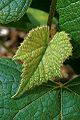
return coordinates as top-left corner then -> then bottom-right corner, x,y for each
57,0 -> 80,58
0,58 -> 80,120
12,26 -> 72,98
0,0 -> 32,24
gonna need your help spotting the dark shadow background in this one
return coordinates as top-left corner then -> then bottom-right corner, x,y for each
31,0 -> 51,12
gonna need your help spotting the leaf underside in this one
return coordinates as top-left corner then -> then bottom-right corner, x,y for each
13,26 -> 72,98
0,58 -> 80,120
0,0 -> 32,24
57,0 -> 80,57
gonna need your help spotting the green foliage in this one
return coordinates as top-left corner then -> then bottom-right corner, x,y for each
57,0 -> 80,58
0,58 -> 80,120
1,8 -> 49,31
27,8 -> 48,27
0,0 -> 80,119
12,26 -> 72,98
0,0 -> 32,24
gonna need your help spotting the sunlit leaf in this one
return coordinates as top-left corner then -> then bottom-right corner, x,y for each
13,26 -> 72,98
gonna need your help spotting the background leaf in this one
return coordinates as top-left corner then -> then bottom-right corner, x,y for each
13,26 -> 72,98
1,8 -> 49,31
0,58 -> 80,120
27,8 -> 58,28
1,8 -> 58,31
57,0 -> 80,58
27,8 -> 48,27
0,0 -> 32,24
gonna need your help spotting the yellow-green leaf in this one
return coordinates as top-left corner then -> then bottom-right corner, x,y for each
12,26 -> 72,98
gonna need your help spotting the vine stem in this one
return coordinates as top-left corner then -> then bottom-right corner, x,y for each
47,0 -> 57,30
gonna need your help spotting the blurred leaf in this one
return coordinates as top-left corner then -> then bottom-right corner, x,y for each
1,8 -> 58,31
27,8 -> 48,26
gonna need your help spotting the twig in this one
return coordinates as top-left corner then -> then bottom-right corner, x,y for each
47,0 -> 57,30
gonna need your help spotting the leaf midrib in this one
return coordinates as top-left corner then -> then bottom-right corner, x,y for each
21,42 -> 49,92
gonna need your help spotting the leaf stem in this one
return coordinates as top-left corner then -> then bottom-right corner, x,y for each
47,0 -> 57,29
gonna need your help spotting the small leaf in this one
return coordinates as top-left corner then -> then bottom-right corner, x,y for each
27,8 -> 58,29
57,0 -> 80,58
0,58 -> 80,120
0,0 -> 32,24
12,26 -> 72,98
27,8 -> 48,26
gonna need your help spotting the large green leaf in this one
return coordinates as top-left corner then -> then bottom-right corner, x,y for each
57,0 -> 80,58
0,58 -> 80,120
0,0 -> 32,24
13,26 -> 72,98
